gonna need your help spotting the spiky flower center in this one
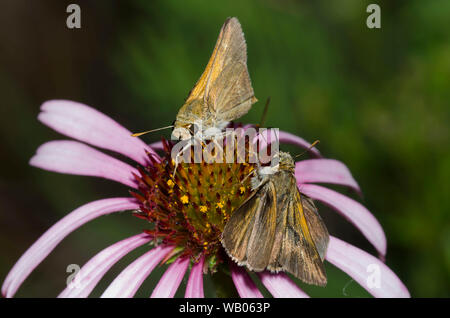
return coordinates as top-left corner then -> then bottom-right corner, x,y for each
131,139 -> 256,271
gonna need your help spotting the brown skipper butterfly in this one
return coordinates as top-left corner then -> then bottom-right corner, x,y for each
221,151 -> 329,286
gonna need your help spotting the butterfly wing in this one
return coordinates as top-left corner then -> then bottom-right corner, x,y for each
267,174 -> 328,286
184,18 -> 246,104
301,195 -> 329,261
222,167 -> 328,286
221,180 -> 277,271
176,17 -> 256,128
206,61 -> 257,123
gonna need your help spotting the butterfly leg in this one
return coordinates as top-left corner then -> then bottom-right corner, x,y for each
172,140 -> 194,178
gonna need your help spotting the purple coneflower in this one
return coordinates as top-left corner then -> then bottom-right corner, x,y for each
2,100 -> 410,298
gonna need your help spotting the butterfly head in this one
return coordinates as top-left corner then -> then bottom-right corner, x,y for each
278,151 -> 295,171
171,122 -> 192,141
249,151 -> 295,190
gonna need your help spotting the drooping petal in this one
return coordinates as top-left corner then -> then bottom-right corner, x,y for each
253,129 -> 321,158
257,272 -> 309,298
2,198 -> 139,298
296,159 -> 361,195
230,262 -> 263,298
279,131 -> 321,158
326,236 -> 410,298
30,140 -> 138,188
101,245 -> 174,298
299,184 -> 386,257
39,100 -> 159,165
58,233 -> 152,298
149,141 -> 164,151
185,256 -> 205,298
151,257 -> 190,298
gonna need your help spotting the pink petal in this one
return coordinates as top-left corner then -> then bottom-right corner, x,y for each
327,236 -> 410,298
251,129 -> 321,158
185,256 -> 205,298
2,198 -> 139,298
101,245 -> 174,298
39,100 -> 159,165
58,233 -> 152,298
296,159 -> 361,194
279,130 -> 321,158
149,141 -> 164,151
30,140 -> 138,188
230,262 -> 263,298
257,272 -> 309,298
299,184 -> 386,257
151,257 -> 190,298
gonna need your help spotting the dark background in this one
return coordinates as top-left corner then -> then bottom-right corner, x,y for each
0,0 -> 448,297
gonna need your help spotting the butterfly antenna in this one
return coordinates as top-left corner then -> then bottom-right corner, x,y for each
294,140 -> 320,159
131,125 -> 174,137
258,97 -> 271,128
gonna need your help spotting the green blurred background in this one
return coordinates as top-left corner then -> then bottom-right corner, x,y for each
0,0 -> 448,297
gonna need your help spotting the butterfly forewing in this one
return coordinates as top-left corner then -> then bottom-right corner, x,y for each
207,62 -> 256,122
184,17 -> 246,104
176,17 -> 256,131
221,180 -> 277,271
302,195 -> 329,261
245,181 -> 278,271
202,18 -> 248,102
266,182 -> 327,286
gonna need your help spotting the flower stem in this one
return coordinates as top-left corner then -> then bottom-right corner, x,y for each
211,266 -> 239,298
